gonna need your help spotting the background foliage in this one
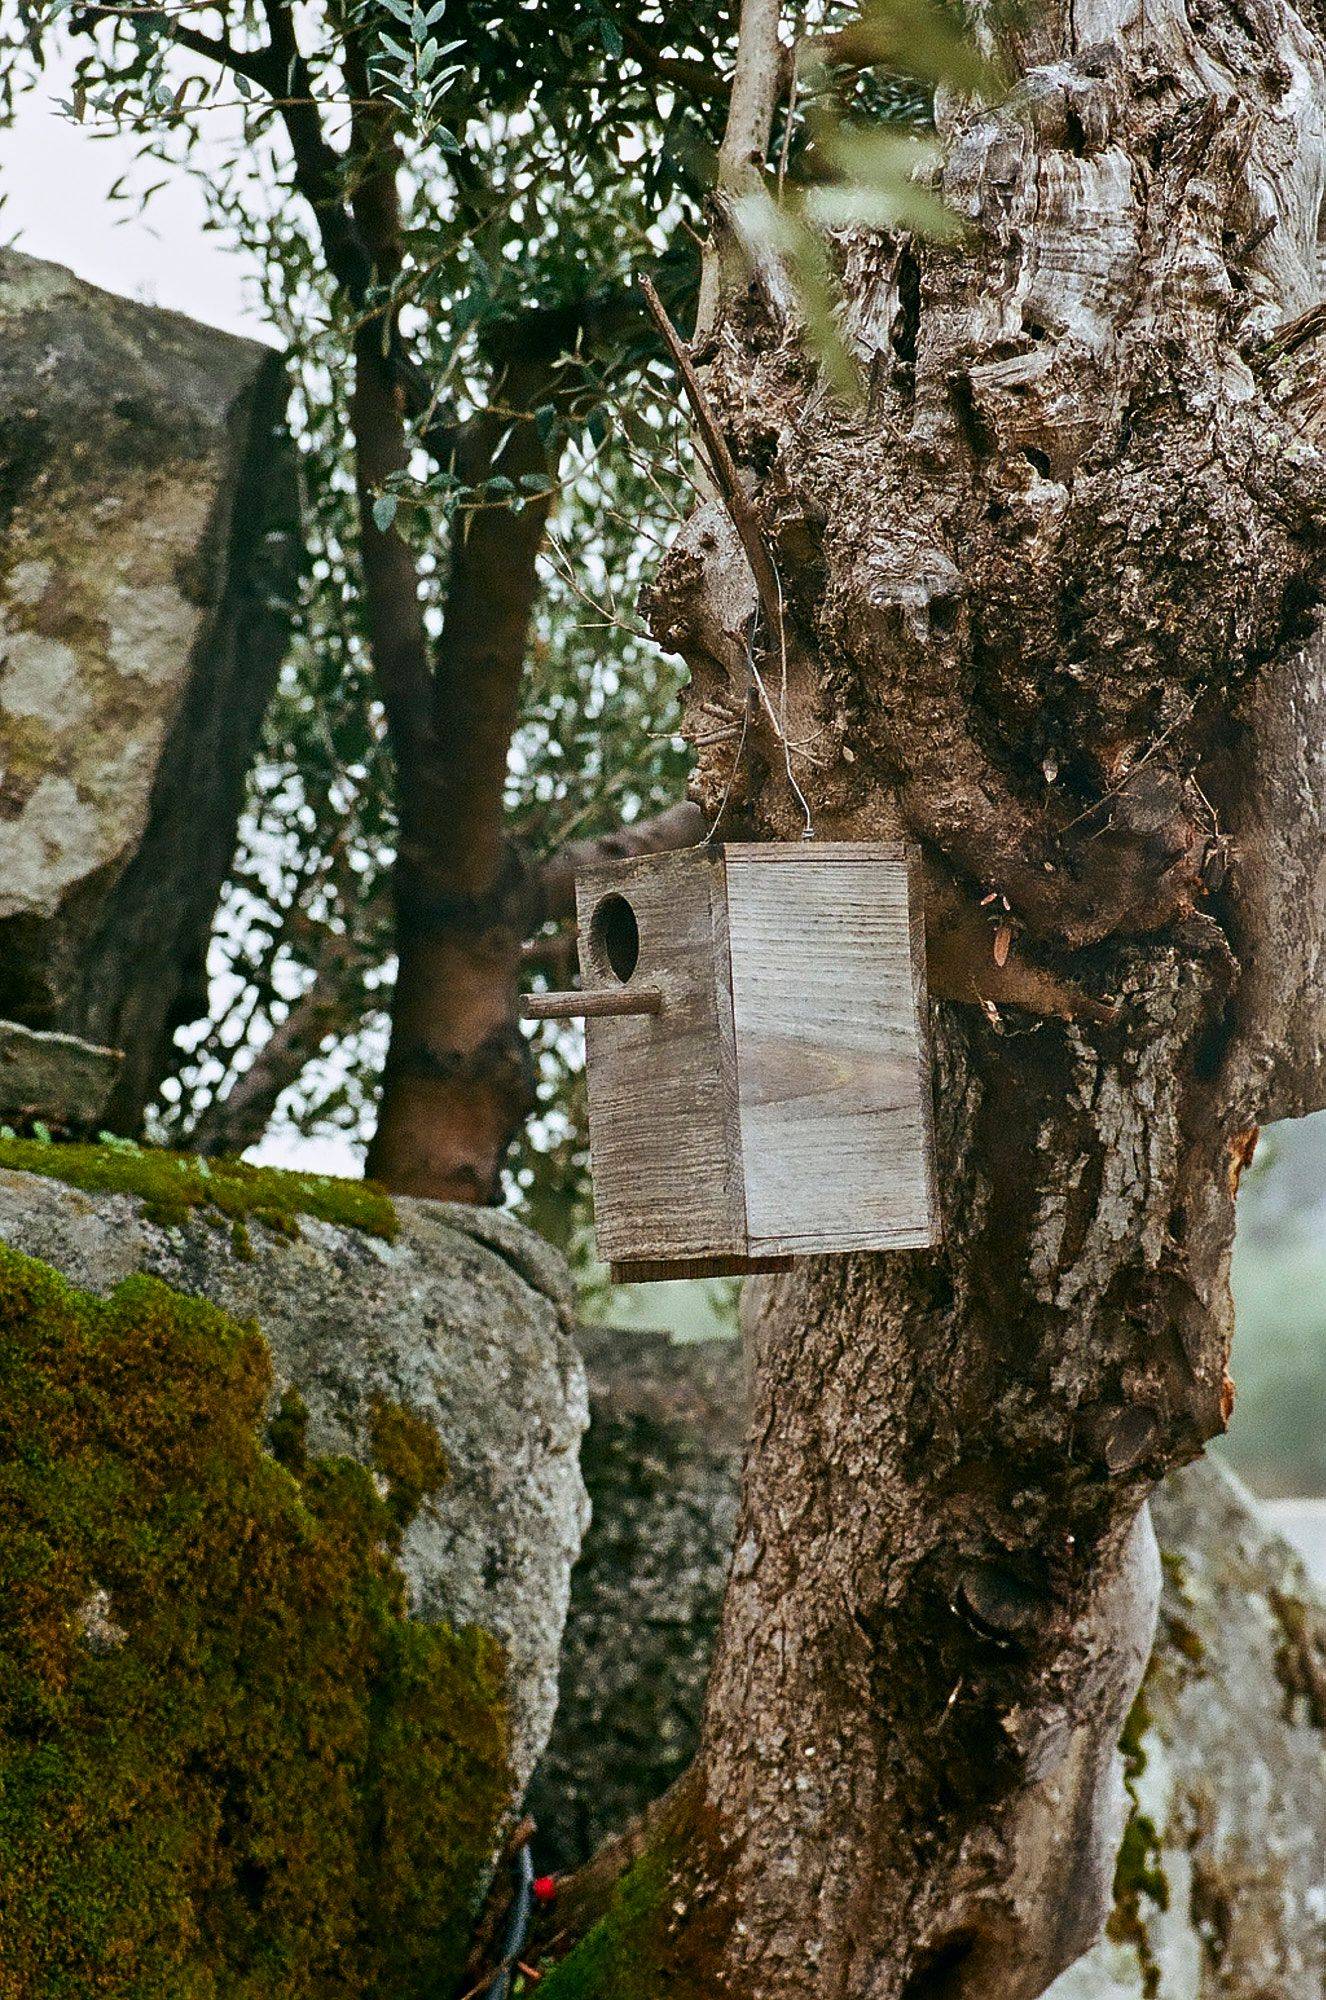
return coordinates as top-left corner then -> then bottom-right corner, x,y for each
7,0 -> 740,1261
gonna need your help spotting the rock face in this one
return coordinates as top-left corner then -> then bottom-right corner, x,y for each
1046,1459 -> 1326,2000
528,1326 -> 745,1869
0,1017 -> 123,1128
0,252 -> 299,1126
0,1155 -> 589,1796
534,1330 -> 1326,2000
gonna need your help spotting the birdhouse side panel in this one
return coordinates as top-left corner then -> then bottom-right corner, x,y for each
576,851 -> 748,1269
723,845 -> 938,1255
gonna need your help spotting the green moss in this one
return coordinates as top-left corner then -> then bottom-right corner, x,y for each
369,1394 -> 450,1528
1111,1810 -> 1170,1916
0,710 -> 56,790
537,1848 -> 677,2000
535,1797 -> 722,2000
0,1240 -> 508,1998
1117,1682 -> 1151,1782
1268,1587 -> 1326,1729
0,1136 -> 397,1241
1158,1547 -> 1192,1597
1163,1611 -> 1206,1665
266,1386 -> 310,1477
1106,1683 -> 1167,1998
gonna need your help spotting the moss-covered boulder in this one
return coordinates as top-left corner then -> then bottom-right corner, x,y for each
0,1242 -> 507,1996
0,1144 -> 589,1992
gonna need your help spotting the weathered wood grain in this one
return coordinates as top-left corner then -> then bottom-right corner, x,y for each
577,849 -> 748,1270
724,843 -> 938,1255
522,986 -> 662,1021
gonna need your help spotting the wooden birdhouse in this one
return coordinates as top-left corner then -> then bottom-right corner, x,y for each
523,842 -> 938,1281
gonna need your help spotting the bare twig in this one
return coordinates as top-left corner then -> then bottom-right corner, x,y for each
539,537 -> 653,644
639,273 -> 783,640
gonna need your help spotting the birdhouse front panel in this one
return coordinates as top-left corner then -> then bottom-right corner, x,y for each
571,841 -> 937,1281
576,848 -> 748,1277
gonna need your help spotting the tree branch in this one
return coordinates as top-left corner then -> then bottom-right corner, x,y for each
534,801 -> 706,922
394,353 -> 565,890
177,31 -> 274,89
714,0 -> 787,176
640,274 -> 784,637
74,6 -> 280,89
185,941 -> 368,1158
616,19 -> 730,102
694,0 -> 786,339
259,0 -> 377,300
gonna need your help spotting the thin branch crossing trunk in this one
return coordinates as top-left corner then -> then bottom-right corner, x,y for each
549,0 -> 1326,1993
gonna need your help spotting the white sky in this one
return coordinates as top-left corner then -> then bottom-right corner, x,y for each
0,52 -> 267,341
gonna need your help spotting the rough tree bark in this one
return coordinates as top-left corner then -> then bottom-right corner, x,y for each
545,2 -> 1326,1996
534,1330 -> 1326,1997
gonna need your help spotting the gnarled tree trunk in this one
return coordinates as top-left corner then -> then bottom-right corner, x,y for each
546,2 -> 1326,1995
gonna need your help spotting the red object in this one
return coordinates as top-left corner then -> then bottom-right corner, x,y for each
532,1874 -> 558,1905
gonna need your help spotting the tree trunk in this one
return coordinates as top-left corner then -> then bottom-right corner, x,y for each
535,1329 -> 1326,1998
545,2 -> 1326,1994
364,355 -> 559,1203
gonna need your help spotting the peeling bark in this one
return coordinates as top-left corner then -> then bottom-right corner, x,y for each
552,1 -> 1326,1993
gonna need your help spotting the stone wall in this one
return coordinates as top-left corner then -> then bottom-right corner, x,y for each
528,1325 -> 745,1866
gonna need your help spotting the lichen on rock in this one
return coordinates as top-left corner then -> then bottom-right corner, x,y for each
0,1238 -> 510,1996
1047,1459 -> 1326,2000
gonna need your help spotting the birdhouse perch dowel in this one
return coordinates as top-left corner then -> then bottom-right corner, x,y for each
521,986 -> 664,1021
525,841 -> 939,1282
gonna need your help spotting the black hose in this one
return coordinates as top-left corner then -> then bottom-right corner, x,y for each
483,1840 -> 534,2000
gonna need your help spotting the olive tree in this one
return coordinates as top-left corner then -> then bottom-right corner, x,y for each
537,0 -> 1326,1992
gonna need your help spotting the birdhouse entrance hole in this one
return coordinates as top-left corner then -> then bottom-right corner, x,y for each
589,892 -> 640,983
